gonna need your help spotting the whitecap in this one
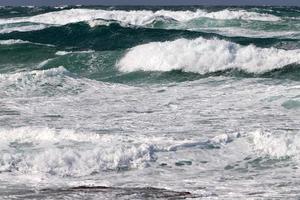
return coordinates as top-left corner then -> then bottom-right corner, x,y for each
117,37 -> 300,74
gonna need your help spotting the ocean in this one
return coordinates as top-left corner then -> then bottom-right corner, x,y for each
0,5 -> 299,199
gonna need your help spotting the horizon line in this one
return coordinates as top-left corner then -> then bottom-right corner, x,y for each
1,4 -> 299,7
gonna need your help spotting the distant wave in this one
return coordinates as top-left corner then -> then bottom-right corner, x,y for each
1,22 -> 298,51
0,8 -> 281,27
2,8 -> 300,41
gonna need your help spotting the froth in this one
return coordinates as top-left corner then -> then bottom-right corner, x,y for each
117,37 -> 300,74
0,127 -> 157,176
0,66 -> 83,97
0,144 -> 155,176
251,130 -> 300,159
0,66 -> 68,82
0,127 -> 240,177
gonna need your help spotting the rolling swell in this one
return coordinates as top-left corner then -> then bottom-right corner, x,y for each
1,41 -> 300,84
0,20 -> 300,82
0,22 -> 299,51
39,50 -> 300,83
0,22 -> 219,51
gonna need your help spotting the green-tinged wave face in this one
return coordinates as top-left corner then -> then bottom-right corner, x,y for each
2,43 -> 299,84
1,22 -> 300,50
0,6 -> 300,83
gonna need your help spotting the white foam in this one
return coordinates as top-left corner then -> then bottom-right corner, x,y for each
0,144 -> 155,176
117,37 -> 300,74
2,126 -> 299,178
0,66 -> 74,97
251,129 -> 300,159
87,19 -> 113,27
0,127 -> 101,143
0,127 -> 239,176
0,24 -> 48,34
0,39 -> 54,47
55,50 -> 95,56
0,8 -> 280,27
0,66 -> 68,81
0,126 -> 236,149
0,127 -> 157,176
55,51 -> 71,56
0,39 -> 30,45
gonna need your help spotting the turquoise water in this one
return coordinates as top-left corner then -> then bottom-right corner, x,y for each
0,5 -> 300,199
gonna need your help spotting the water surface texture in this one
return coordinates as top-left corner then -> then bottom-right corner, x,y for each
0,5 -> 300,199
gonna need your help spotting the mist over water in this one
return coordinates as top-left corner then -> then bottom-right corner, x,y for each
0,5 -> 300,199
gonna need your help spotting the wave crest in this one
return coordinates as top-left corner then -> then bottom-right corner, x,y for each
117,37 -> 300,74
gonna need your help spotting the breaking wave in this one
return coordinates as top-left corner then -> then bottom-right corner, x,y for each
0,126 -> 240,177
0,126 -> 298,177
251,129 -> 300,159
117,37 -> 300,74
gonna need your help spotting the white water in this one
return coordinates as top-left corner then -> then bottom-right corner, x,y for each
0,71 -> 299,198
251,129 -> 300,159
0,66 -> 81,98
0,8 -> 291,41
0,126 -> 240,177
0,128 -> 156,176
118,37 -> 300,74
0,39 -> 30,45
0,24 -> 48,34
0,126 -> 298,178
0,7 -> 300,198
0,8 -> 281,27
